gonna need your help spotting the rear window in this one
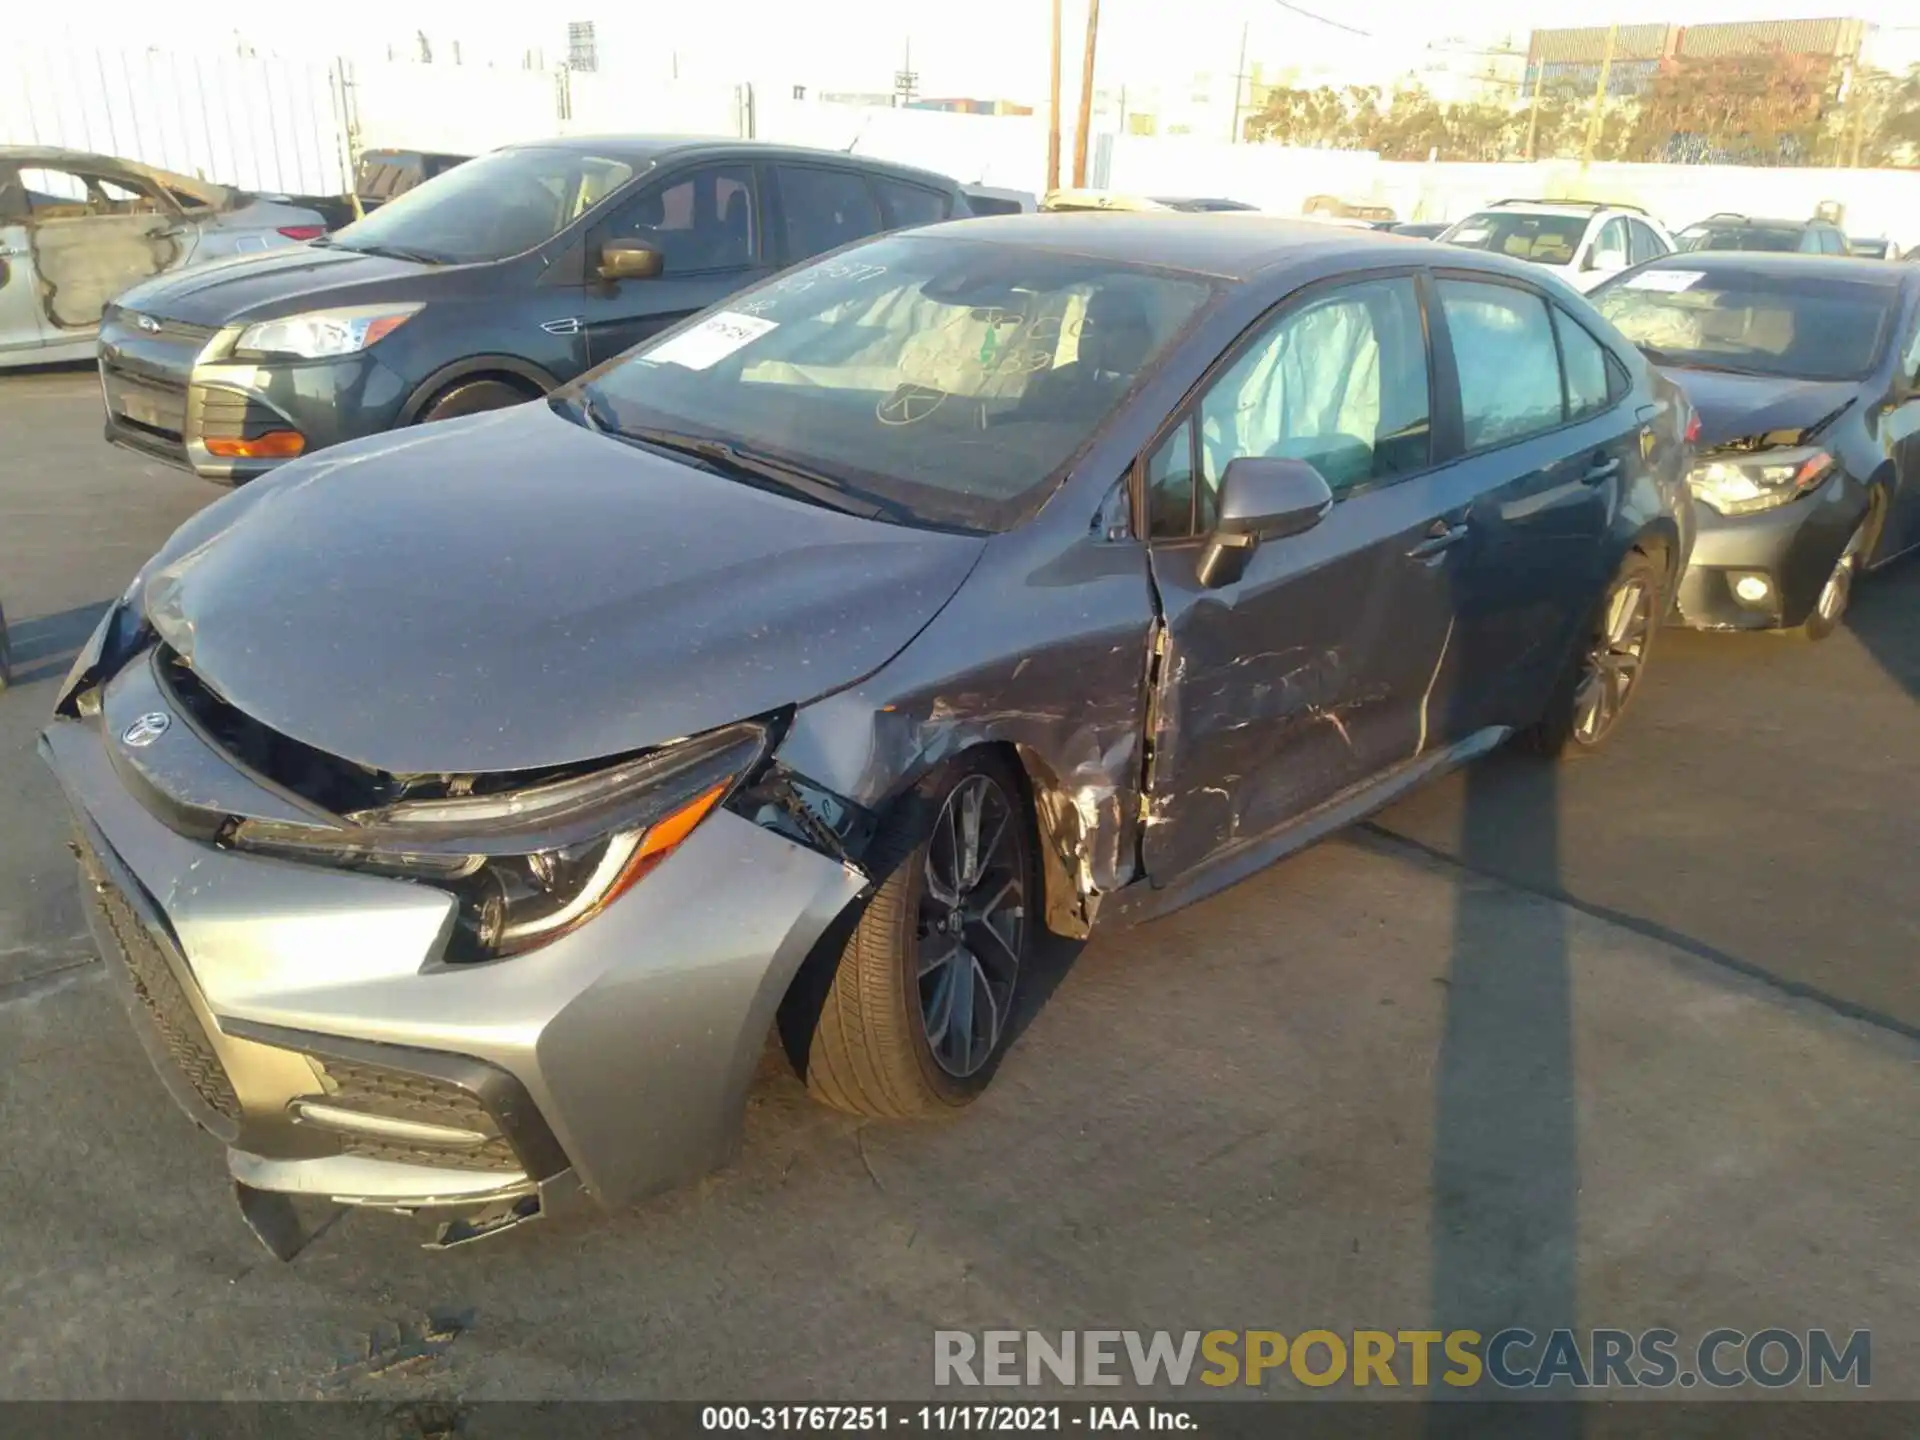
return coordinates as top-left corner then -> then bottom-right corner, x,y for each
1676,225 -> 1802,254
1593,267 -> 1895,382
1442,212 -> 1588,266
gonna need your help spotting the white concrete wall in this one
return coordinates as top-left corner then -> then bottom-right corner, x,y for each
749,97 -> 1049,192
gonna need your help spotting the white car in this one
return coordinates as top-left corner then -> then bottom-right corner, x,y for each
1438,200 -> 1676,293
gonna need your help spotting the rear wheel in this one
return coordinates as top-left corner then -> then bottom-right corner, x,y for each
417,377 -> 534,424
804,753 -> 1032,1118
1524,549 -> 1662,758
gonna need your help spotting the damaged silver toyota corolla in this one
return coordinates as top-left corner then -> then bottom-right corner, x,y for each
43,215 -> 1692,1256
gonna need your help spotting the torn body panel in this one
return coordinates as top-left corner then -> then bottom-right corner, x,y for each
776,518 -> 1159,934
30,214 -> 179,328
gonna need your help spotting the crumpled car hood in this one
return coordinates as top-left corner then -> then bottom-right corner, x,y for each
1656,366 -> 1858,449
139,403 -> 985,775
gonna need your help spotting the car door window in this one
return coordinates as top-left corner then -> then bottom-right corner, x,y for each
604,164 -> 755,274
1591,218 -> 1630,269
1189,276 -> 1430,528
1439,278 -> 1565,449
19,167 -> 166,218
1554,307 -> 1618,421
872,178 -> 950,229
1145,418 -> 1198,538
1627,220 -> 1666,265
776,166 -> 884,262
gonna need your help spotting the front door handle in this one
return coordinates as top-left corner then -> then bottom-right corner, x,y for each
1583,457 -> 1622,485
1407,520 -> 1470,560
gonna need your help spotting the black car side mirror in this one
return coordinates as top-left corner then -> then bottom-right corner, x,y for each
1195,457 -> 1335,589
598,240 -> 664,282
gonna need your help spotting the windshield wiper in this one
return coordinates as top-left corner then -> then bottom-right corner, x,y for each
613,424 -> 891,521
331,241 -> 448,265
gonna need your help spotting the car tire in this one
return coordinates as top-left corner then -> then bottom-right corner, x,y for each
1523,548 -> 1663,759
804,751 -> 1034,1119
417,378 -> 534,424
1791,506 -> 1877,642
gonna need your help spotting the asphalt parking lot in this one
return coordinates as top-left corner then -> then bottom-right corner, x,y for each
2,365 -> 1917,1404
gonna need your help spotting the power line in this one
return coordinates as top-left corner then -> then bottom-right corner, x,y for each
1266,0 -> 1372,39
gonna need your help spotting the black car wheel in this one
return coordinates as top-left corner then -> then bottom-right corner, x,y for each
1524,549 -> 1662,758
805,752 -> 1032,1118
417,378 -> 535,424
1795,509 -> 1876,642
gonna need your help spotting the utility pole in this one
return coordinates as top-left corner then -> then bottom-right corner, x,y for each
1047,0 -> 1063,192
1524,50 -> 1545,161
1073,0 -> 1102,187
1229,20 -> 1250,144
1581,22 -> 1618,168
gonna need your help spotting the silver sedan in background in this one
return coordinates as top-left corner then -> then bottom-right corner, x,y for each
1,145 -> 331,367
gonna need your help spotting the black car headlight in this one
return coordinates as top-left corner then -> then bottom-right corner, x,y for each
227,720 -> 771,960
1687,447 -> 1834,517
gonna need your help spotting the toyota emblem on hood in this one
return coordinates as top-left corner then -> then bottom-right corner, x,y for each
121,712 -> 172,747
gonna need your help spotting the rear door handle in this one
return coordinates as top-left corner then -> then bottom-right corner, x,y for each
1583,457 -> 1622,485
1407,520 -> 1470,560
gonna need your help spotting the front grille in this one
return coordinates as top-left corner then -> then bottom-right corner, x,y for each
100,364 -> 189,442
82,856 -> 242,1121
307,1058 -> 521,1173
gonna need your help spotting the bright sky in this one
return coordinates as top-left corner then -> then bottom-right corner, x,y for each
21,0 -> 1920,103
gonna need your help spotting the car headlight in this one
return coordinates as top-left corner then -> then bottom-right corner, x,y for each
232,304 -> 422,360
227,720 -> 771,959
1687,447 -> 1835,517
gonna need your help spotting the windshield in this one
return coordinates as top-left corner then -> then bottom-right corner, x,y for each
1676,225 -> 1801,254
1442,212 -> 1588,265
574,234 -> 1215,531
1592,268 -> 1893,382
327,147 -> 635,264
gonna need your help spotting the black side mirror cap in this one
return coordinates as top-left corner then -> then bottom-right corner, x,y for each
1195,456 -> 1335,589
598,240 -> 664,281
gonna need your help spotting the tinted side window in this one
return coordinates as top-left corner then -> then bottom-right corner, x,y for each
1555,308 -> 1615,421
1822,228 -> 1847,255
1439,278 -> 1565,448
1193,276 -> 1431,521
776,166 -> 884,261
1145,419 -> 1198,538
1627,220 -> 1666,265
607,164 -> 755,273
1591,218 -> 1630,268
873,179 -> 950,229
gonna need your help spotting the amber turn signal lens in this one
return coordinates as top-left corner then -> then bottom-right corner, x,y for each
204,431 -> 307,459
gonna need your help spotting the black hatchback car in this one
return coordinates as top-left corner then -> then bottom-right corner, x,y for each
95,137 -> 969,482
1593,252 -> 1920,637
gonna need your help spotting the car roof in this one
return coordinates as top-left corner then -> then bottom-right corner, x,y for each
1469,202 -> 1609,219
908,211 -> 1534,282
1687,215 -> 1817,230
498,135 -> 959,187
0,145 -> 231,203
1636,251 -> 1909,287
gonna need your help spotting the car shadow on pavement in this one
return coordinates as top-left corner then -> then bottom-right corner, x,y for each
1845,557 -> 1920,701
0,600 -> 109,691
1426,752 -> 1581,1433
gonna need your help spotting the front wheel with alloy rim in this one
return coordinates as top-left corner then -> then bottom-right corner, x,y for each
803,753 -> 1034,1118
1524,549 -> 1662,758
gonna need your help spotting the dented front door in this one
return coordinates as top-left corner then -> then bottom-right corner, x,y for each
1137,273 -> 1460,886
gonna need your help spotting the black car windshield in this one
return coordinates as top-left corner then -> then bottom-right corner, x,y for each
1442,212 -> 1588,265
575,234 -> 1216,531
1676,225 -> 1802,253
1593,268 -> 1894,382
327,147 -> 635,264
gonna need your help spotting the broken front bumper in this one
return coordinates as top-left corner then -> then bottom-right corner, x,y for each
41,678 -> 865,1253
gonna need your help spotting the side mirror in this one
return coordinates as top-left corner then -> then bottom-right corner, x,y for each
598,239 -> 663,281
1195,457 -> 1334,589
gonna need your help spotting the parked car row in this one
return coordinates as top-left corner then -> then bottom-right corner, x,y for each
20,132 -> 1920,1259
